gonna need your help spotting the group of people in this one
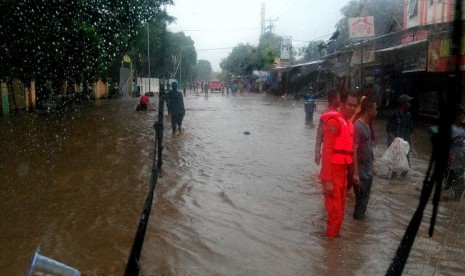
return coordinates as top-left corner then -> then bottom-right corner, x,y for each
314,88 -> 465,238
138,81 -> 186,136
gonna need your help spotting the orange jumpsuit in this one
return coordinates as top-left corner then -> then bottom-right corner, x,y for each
319,112 -> 354,238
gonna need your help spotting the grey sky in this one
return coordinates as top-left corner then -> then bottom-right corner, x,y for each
167,0 -> 350,71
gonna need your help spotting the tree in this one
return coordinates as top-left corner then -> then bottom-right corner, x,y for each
299,40 -> 326,63
219,31 -> 285,76
257,31 -> 282,69
0,0 -> 173,101
167,32 -> 196,83
196,60 -> 212,80
220,43 -> 259,76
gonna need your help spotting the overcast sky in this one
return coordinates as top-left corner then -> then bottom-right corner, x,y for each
167,0 -> 350,71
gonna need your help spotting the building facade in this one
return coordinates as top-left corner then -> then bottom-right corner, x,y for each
323,0 -> 464,117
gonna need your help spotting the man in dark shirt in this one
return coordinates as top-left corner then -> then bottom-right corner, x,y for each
386,94 -> 414,146
352,97 -> 377,219
386,94 -> 415,177
168,82 -> 185,136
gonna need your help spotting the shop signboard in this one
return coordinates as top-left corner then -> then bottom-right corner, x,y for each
348,16 -> 375,40
351,48 -> 375,64
428,37 -> 465,72
401,30 -> 430,44
403,52 -> 427,73
280,37 -> 292,60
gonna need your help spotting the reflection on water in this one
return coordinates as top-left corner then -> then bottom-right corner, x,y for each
0,94 -> 463,275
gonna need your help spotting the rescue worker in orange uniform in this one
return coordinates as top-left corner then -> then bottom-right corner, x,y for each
315,89 -> 341,165
319,91 -> 359,238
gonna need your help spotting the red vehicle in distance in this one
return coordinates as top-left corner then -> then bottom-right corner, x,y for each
209,80 -> 222,92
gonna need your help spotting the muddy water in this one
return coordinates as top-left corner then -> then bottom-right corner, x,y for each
0,94 -> 463,275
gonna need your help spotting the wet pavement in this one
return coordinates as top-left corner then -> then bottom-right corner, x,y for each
0,92 -> 464,275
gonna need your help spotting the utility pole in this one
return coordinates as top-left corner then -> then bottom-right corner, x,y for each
264,17 -> 278,33
360,40 -> 364,91
147,22 -> 151,93
261,3 -> 265,36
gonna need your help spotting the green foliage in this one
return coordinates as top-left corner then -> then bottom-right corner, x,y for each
0,0 -> 172,88
196,60 -> 212,80
167,32 -> 197,82
128,25 -> 196,83
299,40 -> 326,63
220,31 -> 282,76
257,32 -> 282,68
220,43 -> 258,76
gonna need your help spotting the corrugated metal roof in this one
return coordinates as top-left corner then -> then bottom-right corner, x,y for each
375,39 -> 427,53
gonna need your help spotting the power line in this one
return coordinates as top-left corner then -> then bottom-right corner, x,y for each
169,27 -> 260,32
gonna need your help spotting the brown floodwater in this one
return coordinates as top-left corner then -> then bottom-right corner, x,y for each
0,93 -> 463,275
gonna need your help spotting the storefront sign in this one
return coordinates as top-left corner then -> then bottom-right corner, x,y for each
401,30 -> 430,44
349,16 -> 375,39
351,48 -> 375,64
427,37 -> 465,72
280,37 -> 292,60
403,53 -> 427,73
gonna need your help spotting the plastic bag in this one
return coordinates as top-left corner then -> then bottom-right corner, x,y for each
382,137 -> 410,173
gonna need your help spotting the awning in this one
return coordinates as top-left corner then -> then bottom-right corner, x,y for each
402,68 -> 426,73
274,60 -> 323,70
375,39 -> 427,53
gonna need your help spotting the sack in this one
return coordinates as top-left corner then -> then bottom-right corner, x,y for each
382,137 -> 410,173
136,104 -> 141,111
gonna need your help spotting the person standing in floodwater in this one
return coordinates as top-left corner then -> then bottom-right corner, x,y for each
386,94 -> 415,178
351,97 -> 377,219
168,82 -> 186,136
304,95 -> 316,126
443,104 -> 465,201
319,91 -> 358,238
139,92 -> 150,111
315,89 -> 340,165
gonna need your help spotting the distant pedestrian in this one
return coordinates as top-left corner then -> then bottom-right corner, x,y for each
386,94 -> 415,177
204,80 -> 209,97
304,94 -> 316,126
232,83 -> 238,94
443,104 -> 465,201
352,97 -> 377,219
167,82 -> 186,136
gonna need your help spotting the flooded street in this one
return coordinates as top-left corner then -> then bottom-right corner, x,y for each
1,93 -> 464,275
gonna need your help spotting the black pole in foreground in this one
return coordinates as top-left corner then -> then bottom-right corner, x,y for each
386,1 -> 462,275
124,89 -> 165,276
125,9 -> 168,274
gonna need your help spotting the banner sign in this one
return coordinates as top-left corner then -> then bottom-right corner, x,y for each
401,30 -> 430,44
428,37 -> 465,72
281,37 -> 292,60
403,50 -> 427,73
351,48 -> 375,64
349,16 -> 375,39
